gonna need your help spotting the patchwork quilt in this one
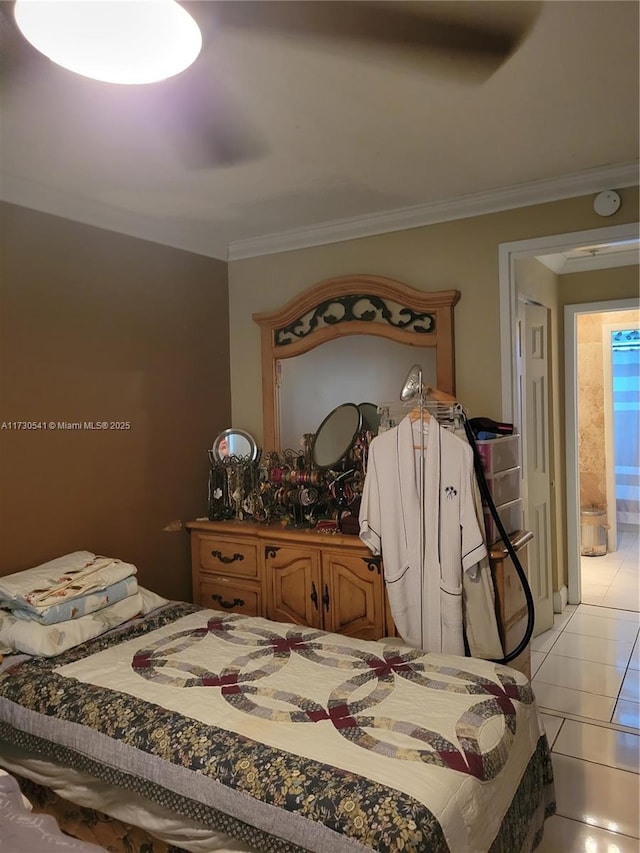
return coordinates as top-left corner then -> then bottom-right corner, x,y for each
0,604 -> 555,852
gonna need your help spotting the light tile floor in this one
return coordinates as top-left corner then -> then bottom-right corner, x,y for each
535,525 -> 640,851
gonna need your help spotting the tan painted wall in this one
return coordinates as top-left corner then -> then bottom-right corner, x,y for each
560,264 -> 640,306
0,202 -> 231,600
228,188 -> 639,447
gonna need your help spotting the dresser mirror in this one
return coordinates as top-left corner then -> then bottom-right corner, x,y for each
311,402 -> 362,470
277,335 -> 436,450
253,275 -> 460,453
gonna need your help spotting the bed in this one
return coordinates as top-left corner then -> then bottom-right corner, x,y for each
0,600 -> 555,852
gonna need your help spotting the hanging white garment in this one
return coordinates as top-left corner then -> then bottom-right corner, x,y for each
359,414 -> 499,656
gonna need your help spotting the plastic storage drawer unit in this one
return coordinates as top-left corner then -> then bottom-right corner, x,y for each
485,466 -> 521,506
477,434 -> 520,474
483,498 -> 523,545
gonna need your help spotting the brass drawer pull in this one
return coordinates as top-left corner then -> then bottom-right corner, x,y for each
211,594 -> 244,610
211,550 -> 244,564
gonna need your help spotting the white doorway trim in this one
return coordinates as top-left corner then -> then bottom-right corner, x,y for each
498,221 -> 639,609
565,299 -> 639,604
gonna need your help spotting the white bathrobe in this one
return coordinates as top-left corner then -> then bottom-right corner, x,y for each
359,415 -> 500,656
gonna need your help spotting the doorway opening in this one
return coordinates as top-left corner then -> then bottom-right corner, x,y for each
499,222 -> 639,615
570,304 -> 639,608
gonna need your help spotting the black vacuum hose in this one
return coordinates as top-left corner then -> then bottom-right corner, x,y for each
462,415 -> 536,666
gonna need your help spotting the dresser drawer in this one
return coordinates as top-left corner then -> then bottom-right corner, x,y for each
199,576 -> 262,617
196,535 -> 258,578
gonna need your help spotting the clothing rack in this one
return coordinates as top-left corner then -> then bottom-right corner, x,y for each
377,399 -> 466,433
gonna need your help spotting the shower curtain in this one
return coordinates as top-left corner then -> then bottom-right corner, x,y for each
613,329 -> 640,526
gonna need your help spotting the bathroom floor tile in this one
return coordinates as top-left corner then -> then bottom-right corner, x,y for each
532,681 -> 615,722
539,713 -> 564,747
552,719 -> 640,773
612,700 -> 640,730
551,753 -> 640,838
551,632 -> 634,667
619,669 -> 640,704
603,589 -> 640,612
537,815 -> 640,853
581,562 -> 622,582
580,587 -> 608,606
564,613 -> 639,642
535,654 -> 625,697
629,639 -> 640,671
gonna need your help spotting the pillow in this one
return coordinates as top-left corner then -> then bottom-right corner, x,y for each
0,551 -> 137,615
9,576 -> 138,625
0,587 -> 168,658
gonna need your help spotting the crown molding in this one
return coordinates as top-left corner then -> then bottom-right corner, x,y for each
0,175 -> 229,261
227,161 -> 640,261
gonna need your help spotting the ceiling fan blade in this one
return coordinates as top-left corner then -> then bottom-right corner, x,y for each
153,63 -> 269,169
212,1 -> 536,70
1,3 -> 268,171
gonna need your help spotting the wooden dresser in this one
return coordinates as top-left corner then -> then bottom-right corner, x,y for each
186,519 -> 395,641
186,519 -> 533,676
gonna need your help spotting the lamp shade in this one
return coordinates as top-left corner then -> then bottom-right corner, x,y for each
14,0 -> 203,85
400,364 -> 423,402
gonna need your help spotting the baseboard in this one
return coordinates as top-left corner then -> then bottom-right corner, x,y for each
553,586 -> 568,613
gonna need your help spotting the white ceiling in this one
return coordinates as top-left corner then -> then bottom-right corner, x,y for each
0,1 -> 638,262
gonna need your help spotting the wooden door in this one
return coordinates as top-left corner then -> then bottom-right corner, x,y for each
264,544 -> 322,628
321,551 -> 384,639
522,301 -> 554,635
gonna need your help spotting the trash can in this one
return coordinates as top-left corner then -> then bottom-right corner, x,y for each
580,507 -> 608,557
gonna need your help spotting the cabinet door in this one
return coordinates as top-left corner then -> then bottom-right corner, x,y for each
322,551 -> 385,640
265,545 -> 322,629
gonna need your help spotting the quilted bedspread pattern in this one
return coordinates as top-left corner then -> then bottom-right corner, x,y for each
0,603 -> 555,852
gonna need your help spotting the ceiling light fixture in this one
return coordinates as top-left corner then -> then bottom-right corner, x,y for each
13,0 -> 202,85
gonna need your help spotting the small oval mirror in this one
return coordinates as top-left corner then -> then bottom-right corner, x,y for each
311,403 -> 362,470
212,429 -> 259,462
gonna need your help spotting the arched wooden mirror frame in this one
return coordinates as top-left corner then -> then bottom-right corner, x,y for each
252,274 -> 460,452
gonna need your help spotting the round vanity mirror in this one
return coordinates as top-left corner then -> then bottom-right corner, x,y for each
358,402 -> 381,435
211,429 -> 259,461
311,403 -> 362,470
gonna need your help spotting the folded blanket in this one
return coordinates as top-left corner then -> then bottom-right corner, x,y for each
0,551 -> 137,615
0,588 -> 168,657
9,576 -> 139,625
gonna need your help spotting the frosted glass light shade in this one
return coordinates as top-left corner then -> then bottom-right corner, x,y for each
14,0 -> 203,85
